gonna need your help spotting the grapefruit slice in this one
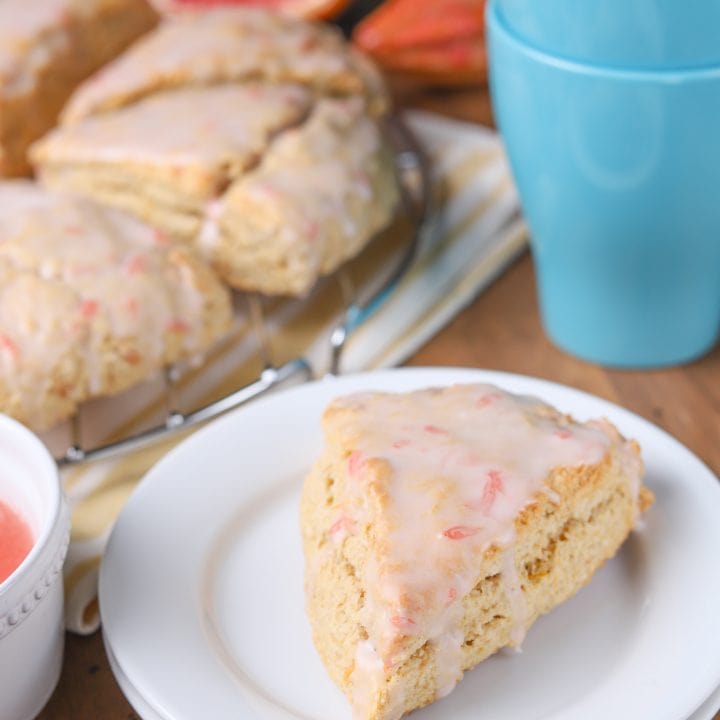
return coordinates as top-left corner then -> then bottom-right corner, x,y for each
161,0 -> 350,20
371,37 -> 487,85
352,0 -> 487,86
354,0 -> 484,51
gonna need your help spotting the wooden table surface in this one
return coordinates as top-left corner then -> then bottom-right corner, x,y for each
38,86 -> 720,720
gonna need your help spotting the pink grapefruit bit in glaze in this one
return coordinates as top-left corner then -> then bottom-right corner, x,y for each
478,468 -> 504,512
475,390 -> 502,408
389,615 -> 416,630
305,220 -> 320,242
126,254 -> 147,274
347,450 -> 365,478
0,500 -> 34,584
329,513 -> 356,538
167,318 -> 189,334
152,228 -> 170,246
78,299 -> 99,318
442,525 -> 482,540
423,424 -> 448,434
0,334 -> 19,360
123,297 -> 139,316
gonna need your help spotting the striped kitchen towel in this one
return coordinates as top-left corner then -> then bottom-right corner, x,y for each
42,109 -> 527,633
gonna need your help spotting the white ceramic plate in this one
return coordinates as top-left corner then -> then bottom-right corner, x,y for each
692,682 -> 720,720
99,368 -> 720,720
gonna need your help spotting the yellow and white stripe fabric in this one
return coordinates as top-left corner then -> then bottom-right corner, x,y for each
42,110 -> 526,634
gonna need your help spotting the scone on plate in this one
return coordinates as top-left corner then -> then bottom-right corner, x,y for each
30,7 -> 398,297
300,384 -> 653,720
0,0 -> 157,177
0,180 -> 232,431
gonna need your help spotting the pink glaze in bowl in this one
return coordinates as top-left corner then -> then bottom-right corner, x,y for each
0,413 -> 69,720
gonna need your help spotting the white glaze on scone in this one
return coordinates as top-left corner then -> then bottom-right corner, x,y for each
61,6 -> 386,125
34,83 -> 312,196
0,180 -> 231,429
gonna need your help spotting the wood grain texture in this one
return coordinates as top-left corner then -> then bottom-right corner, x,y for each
37,86 -> 720,720
39,631 -> 139,719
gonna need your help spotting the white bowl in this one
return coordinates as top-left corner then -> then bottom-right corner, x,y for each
0,414 -> 70,720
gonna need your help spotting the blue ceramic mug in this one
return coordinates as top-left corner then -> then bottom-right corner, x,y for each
487,0 -> 720,367
494,0 -> 720,69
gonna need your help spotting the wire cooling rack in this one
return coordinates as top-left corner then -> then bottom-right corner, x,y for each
55,115 -> 435,467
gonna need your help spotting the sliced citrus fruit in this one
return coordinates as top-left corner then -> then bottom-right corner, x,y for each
165,0 -> 351,20
353,0 -> 485,51
370,36 -> 487,85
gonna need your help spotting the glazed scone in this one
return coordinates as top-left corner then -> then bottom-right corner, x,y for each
59,6 -> 387,125
0,0 -> 157,177
0,181 -> 232,431
34,92 -> 397,296
33,83 -> 313,241
30,7 -> 398,297
200,97 -> 399,296
300,384 -> 653,720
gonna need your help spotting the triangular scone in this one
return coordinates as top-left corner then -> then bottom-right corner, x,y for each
200,97 -> 399,296
33,83 -> 313,240
59,7 -> 387,126
0,181 -> 232,431
300,384 -> 652,720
